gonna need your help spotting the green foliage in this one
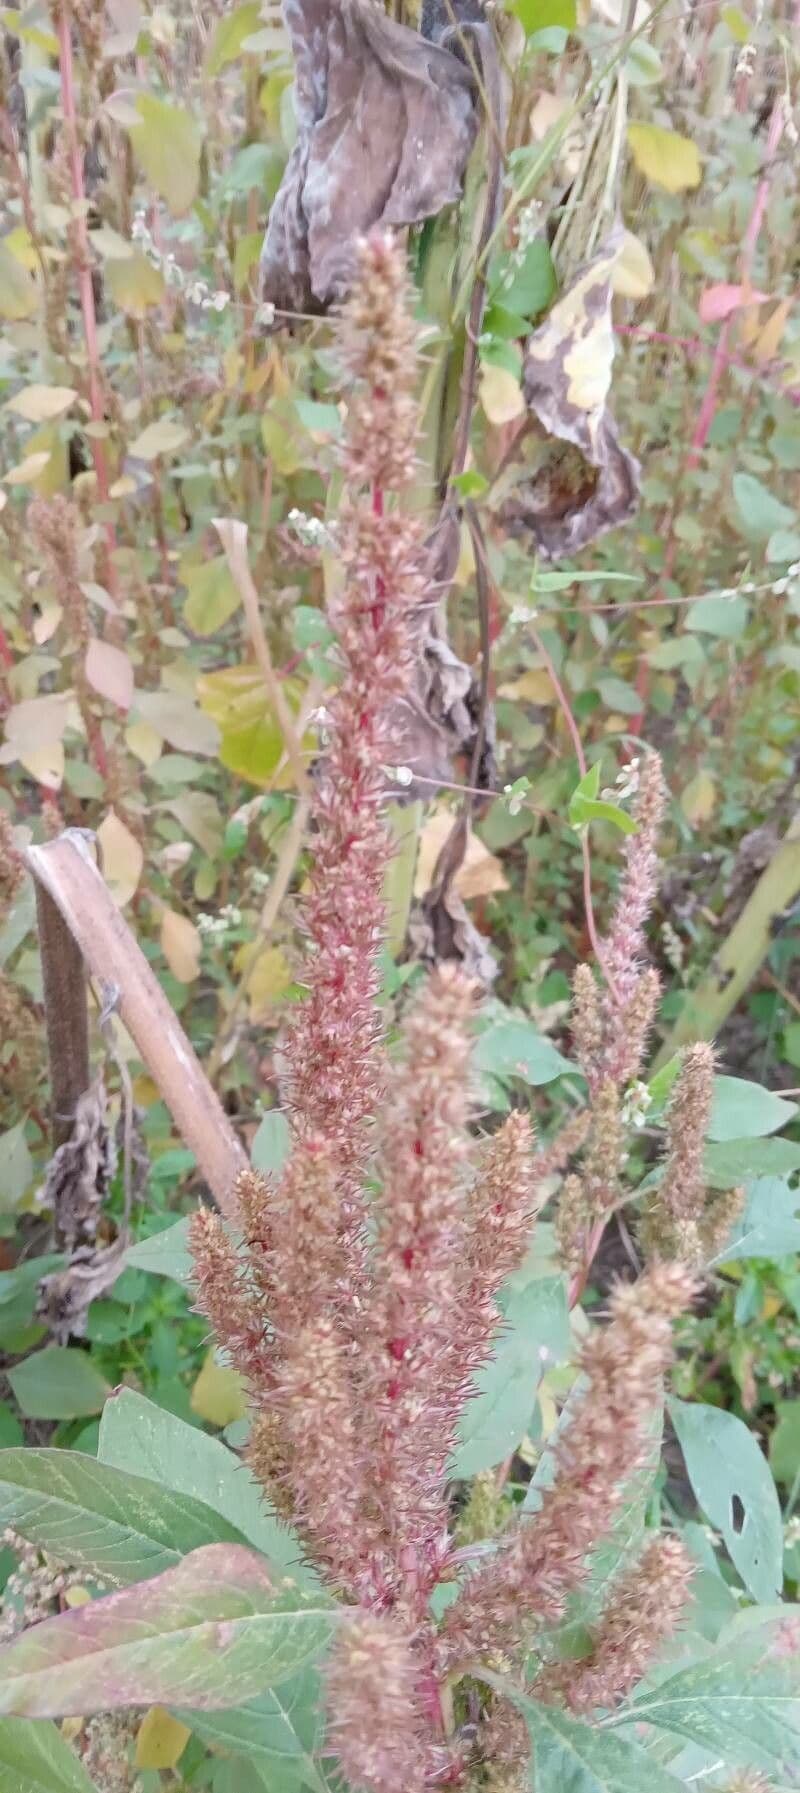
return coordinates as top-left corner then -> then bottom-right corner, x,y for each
668,1398 -> 784,1603
0,1449 -> 250,1582
0,1544 -> 333,1717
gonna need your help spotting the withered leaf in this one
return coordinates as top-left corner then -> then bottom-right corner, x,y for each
391,627 -> 496,802
42,1075 -> 116,1257
260,0 -> 477,312
500,232 -> 640,558
407,810 -> 498,987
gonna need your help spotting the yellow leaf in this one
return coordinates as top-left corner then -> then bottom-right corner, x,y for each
84,638 -> 134,711
2,226 -> 37,271
247,945 -> 291,1021
751,295 -> 794,366
611,228 -> 655,299
128,417 -> 189,460
680,769 -> 716,825
628,123 -> 702,193
107,250 -> 166,319
160,908 -> 202,983
97,810 -> 144,907
415,810 -> 508,901
5,384 -> 78,423
497,668 -> 556,704
125,719 -> 162,766
133,1074 -> 160,1107
190,1348 -> 248,1427
16,740 -> 64,789
135,1707 -> 191,1771
0,240 -> 37,320
64,1585 -> 91,1608
479,363 -> 526,426
3,450 -> 52,486
24,424 -> 69,496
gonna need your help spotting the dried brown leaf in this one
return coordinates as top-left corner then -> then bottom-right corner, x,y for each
501,233 -> 640,558
260,0 -> 477,311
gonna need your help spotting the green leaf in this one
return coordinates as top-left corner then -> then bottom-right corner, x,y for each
0,1448 -> 249,1584
732,472 -> 795,542
474,1015 -> 576,1094
125,1217 -> 194,1284
569,765 -> 637,834
668,1398 -> 783,1602
614,1612 -> 800,1777
183,557 -> 240,636
709,1076 -> 797,1142
0,1123 -> 34,1214
685,594 -> 749,637
0,1254 -> 64,1341
128,97 -> 203,215
98,1390 -> 314,1586
7,1348 -> 110,1421
626,39 -> 663,84
769,1400 -> 800,1484
204,1 -> 262,73
0,1401 -> 23,1446
709,1176 -> 800,1264
0,1545 -> 334,1717
596,676 -> 642,718
495,238 -> 556,319
509,0 -> 576,34
704,1137 -> 800,1189
196,666 -> 310,789
251,1112 -> 291,1176
451,1276 -> 569,1477
0,1718 -> 97,1793
767,527 -> 800,564
183,1674 -> 327,1793
492,1686 -> 685,1792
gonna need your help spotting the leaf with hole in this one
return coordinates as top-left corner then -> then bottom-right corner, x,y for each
668,1398 -> 782,1602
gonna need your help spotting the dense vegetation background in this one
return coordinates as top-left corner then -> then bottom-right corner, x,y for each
0,0 -> 799,1785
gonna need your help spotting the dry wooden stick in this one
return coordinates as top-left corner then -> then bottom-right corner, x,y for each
25,832 -> 247,1219
34,878 -> 90,1150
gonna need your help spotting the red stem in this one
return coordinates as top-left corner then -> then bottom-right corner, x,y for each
56,3 -> 119,601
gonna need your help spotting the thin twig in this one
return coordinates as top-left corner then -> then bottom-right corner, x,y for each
207,792 -> 312,1079
213,516 -> 310,794
528,625 -> 620,1003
